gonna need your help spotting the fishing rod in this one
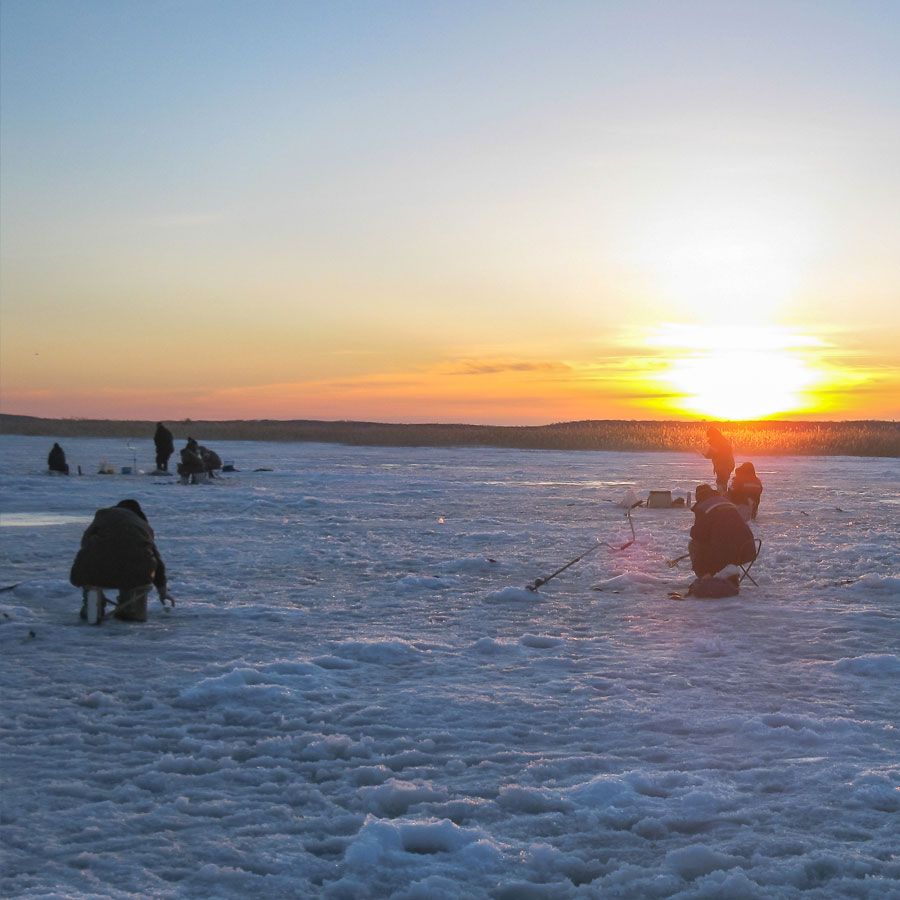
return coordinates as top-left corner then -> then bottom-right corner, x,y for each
666,553 -> 690,568
526,502 -> 639,592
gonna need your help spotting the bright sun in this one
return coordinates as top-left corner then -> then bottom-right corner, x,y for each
647,325 -> 825,419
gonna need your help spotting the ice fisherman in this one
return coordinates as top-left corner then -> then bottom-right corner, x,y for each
177,437 -> 206,484
703,427 -> 735,493
728,461 -> 763,520
47,442 -> 69,475
199,444 -> 222,478
688,484 -> 756,578
70,499 -> 174,622
153,422 -> 175,472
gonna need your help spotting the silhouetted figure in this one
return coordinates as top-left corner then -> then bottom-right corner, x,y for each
728,461 -> 763,520
70,499 -> 173,622
703,427 -> 735,493
177,437 -> 206,484
688,484 -> 756,577
199,445 -> 222,478
153,422 -> 175,472
48,442 -> 69,475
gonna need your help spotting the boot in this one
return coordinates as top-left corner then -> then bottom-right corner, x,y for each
113,586 -> 149,622
83,588 -> 106,624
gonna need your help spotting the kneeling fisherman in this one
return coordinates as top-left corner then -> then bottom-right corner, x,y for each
70,499 -> 173,622
688,484 -> 756,578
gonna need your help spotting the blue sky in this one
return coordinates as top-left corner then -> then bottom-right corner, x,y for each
2,1 -> 898,421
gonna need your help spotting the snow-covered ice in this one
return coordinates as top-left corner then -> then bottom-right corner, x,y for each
1,435 -> 898,898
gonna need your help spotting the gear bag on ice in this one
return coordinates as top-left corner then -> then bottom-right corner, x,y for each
687,575 -> 740,599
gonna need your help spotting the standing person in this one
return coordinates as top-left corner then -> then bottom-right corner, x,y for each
70,499 -> 174,622
153,422 -> 175,472
728,461 -> 763,520
703,426 -> 735,493
47,442 -> 69,474
688,484 -> 756,577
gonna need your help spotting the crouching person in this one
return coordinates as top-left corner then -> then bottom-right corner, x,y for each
728,461 -> 763,520
48,442 -> 69,475
200,445 -> 222,479
688,484 -> 756,578
70,499 -> 174,622
177,438 -> 206,484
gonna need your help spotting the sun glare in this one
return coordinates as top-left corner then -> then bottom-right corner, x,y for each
624,183 -> 820,323
647,325 -> 826,419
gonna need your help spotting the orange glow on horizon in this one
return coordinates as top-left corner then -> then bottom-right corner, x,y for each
639,324 -> 873,420
1,327 -> 893,424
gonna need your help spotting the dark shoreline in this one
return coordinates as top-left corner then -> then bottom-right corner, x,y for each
2,414 -> 898,457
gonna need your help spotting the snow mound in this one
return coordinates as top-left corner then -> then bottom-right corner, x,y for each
397,574 -> 457,591
566,773 -> 636,808
343,816 -> 503,870
846,573 -> 900,593
832,653 -> 900,677
850,773 -> 900,812
592,572 -> 671,592
470,637 -> 522,656
520,634 -> 564,649
174,661 -> 324,708
360,779 -> 448,816
330,639 -> 425,665
664,843 -> 742,880
496,786 -> 573,814
311,654 -> 358,670
175,668 -> 290,708
486,586 -> 537,602
439,556 -> 498,574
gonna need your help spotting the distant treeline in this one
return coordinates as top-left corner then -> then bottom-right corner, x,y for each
2,414 -> 898,457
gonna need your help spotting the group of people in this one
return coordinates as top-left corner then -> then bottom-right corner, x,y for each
688,427 -> 765,588
703,426 -> 763,519
154,423 -> 222,483
64,422 -> 763,623
65,422 -> 225,623
48,424 -> 222,484
176,436 -> 222,484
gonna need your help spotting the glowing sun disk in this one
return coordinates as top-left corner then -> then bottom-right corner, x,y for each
649,325 -> 826,419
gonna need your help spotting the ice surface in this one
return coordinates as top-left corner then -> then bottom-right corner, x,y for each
1,436 -> 898,897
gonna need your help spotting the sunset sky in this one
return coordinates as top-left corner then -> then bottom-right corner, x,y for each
1,1 -> 898,424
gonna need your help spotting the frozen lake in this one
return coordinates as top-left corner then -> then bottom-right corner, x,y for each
1,435 -> 898,898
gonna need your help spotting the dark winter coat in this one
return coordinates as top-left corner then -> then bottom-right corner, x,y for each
703,432 -> 735,483
689,494 -> 755,576
178,443 -> 205,476
154,423 -> 175,455
70,506 -> 167,593
48,443 -> 69,474
728,466 -> 763,518
200,446 -> 222,473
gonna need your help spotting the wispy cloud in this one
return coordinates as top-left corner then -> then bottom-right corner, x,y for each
451,360 -> 572,376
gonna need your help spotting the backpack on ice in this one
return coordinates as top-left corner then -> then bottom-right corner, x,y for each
687,575 -> 740,599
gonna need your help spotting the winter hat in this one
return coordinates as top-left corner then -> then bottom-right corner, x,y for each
694,484 -> 716,504
116,499 -> 148,521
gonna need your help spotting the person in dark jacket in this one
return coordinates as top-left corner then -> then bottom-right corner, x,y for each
153,422 -> 175,472
199,445 -> 222,479
48,442 -> 69,475
177,437 -> 206,484
703,427 -> 735,493
688,484 -> 756,577
70,499 -> 173,622
728,461 -> 763,520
